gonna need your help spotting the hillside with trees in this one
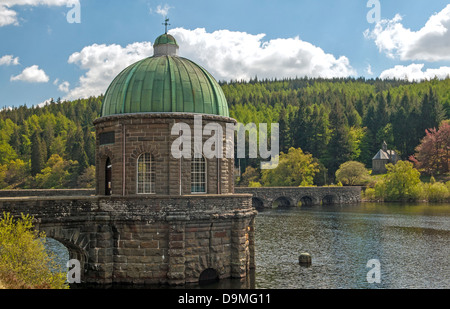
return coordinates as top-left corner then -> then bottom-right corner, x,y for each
0,96 -> 101,189
0,77 -> 449,190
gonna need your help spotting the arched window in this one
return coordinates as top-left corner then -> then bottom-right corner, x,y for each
137,153 -> 156,194
191,155 -> 206,194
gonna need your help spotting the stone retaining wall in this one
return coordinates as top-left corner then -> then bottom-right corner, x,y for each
0,194 -> 255,286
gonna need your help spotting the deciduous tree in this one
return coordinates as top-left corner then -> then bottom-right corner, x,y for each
261,147 -> 319,187
335,161 -> 370,186
409,121 -> 450,175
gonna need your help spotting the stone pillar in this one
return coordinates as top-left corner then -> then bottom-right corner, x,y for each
230,219 -> 250,279
167,222 -> 186,285
85,214 -> 114,284
248,217 -> 256,270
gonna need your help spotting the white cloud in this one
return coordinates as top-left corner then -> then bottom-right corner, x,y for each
37,97 -> 53,108
57,80 -> 70,92
0,5 -> 18,26
10,65 -> 49,83
151,4 -> 172,17
0,0 -> 72,27
0,54 -> 20,66
64,28 -> 356,100
170,27 -> 356,81
1,0 -> 72,7
64,41 -> 153,100
366,64 -> 373,76
365,4 -> 450,61
379,63 -> 450,81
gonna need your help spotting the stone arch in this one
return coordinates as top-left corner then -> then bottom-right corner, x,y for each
39,225 -> 89,282
252,197 -> 265,211
199,268 -> 219,285
129,143 -> 162,164
44,237 -> 69,271
299,196 -> 314,207
272,196 -> 293,208
322,195 -> 336,205
98,148 -> 116,165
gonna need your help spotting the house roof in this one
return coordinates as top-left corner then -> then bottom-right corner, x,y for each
372,149 -> 390,160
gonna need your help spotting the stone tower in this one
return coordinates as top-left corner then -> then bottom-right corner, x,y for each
92,33 -> 256,285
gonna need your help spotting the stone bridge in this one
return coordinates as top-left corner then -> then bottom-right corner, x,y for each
235,186 -> 361,210
0,192 -> 255,286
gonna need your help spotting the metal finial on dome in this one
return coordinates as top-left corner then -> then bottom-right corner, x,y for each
162,17 -> 170,34
153,23 -> 179,57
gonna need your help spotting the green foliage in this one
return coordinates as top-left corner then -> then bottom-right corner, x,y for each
0,159 -> 29,188
248,181 -> 262,188
222,77 -> 449,182
238,166 -> 261,187
374,161 -> 422,202
34,154 -> 77,189
0,212 -> 69,289
77,165 -> 96,188
1,77 -> 449,189
0,96 -> 102,189
261,147 -> 319,187
421,182 -> 449,202
335,161 -> 370,186
363,187 -> 376,200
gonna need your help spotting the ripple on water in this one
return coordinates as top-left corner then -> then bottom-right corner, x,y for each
254,203 -> 450,289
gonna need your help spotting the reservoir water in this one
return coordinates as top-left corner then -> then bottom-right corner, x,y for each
46,202 -> 450,289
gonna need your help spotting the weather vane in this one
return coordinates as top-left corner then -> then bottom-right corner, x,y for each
163,18 -> 170,34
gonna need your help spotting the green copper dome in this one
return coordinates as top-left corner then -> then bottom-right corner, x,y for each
154,33 -> 178,46
100,34 -> 229,118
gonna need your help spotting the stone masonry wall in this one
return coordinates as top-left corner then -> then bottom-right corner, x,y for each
236,186 -> 362,209
0,194 -> 255,286
94,113 -> 236,197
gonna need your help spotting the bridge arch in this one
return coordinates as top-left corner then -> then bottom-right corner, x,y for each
252,197 -> 265,211
299,196 -> 314,207
38,225 -> 89,281
322,195 -> 336,205
199,268 -> 219,285
272,196 -> 294,208
44,238 -> 69,270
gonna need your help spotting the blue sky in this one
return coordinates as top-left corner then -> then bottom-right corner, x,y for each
1,0 -> 450,108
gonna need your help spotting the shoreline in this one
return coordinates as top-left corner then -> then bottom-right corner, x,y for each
361,198 -> 450,203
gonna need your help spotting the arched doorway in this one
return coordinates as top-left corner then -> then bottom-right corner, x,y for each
105,158 -> 112,196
